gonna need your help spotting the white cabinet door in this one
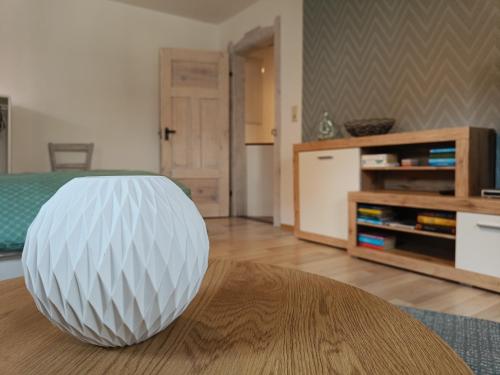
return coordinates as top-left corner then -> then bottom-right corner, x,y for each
456,212 -> 500,277
299,148 -> 360,240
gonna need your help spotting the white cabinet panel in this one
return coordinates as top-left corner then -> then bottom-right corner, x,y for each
299,148 -> 360,240
456,212 -> 500,277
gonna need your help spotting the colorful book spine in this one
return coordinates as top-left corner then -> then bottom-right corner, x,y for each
417,216 -> 456,227
358,242 -> 385,250
361,154 -> 399,167
358,233 -> 386,241
357,217 -> 385,225
358,235 -> 384,247
429,153 -> 455,159
387,222 -> 416,230
358,233 -> 396,250
362,161 -> 400,167
429,147 -> 456,154
358,207 -> 384,216
428,158 -> 456,166
401,158 -> 425,166
419,211 -> 455,219
415,223 -> 456,234
362,154 -> 398,162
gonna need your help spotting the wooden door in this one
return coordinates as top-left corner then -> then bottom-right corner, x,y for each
160,49 -> 229,217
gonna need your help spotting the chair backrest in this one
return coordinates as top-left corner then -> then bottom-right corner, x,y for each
48,143 -> 94,171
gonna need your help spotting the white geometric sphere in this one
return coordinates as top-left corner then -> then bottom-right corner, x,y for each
22,176 -> 209,347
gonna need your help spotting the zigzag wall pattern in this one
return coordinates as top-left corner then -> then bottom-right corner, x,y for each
302,0 -> 500,185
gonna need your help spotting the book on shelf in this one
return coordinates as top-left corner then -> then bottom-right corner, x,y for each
429,147 -> 456,154
357,217 -> 388,225
361,153 -> 398,162
358,242 -> 388,250
358,207 -> 393,217
357,205 -> 394,225
427,147 -> 455,166
417,215 -> 456,227
358,233 -> 396,250
415,223 -> 456,235
428,158 -> 455,167
358,236 -> 385,247
401,158 -> 426,167
362,161 -> 400,168
429,153 -> 455,159
357,233 -> 386,241
361,153 -> 399,168
418,211 -> 455,219
387,221 -> 416,230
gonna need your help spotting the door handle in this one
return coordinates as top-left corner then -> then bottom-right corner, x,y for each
317,155 -> 334,160
164,127 -> 177,140
476,222 -> 500,231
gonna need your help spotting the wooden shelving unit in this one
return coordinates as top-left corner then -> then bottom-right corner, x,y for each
345,128 -> 499,292
294,127 -> 500,292
349,191 -> 500,292
359,127 -> 495,196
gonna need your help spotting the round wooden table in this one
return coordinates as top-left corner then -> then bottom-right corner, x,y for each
0,259 -> 471,374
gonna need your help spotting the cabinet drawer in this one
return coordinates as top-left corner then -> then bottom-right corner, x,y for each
456,212 -> 500,277
299,148 -> 360,240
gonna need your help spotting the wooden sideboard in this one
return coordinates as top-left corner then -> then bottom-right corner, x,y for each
293,127 -> 500,291
348,191 -> 500,292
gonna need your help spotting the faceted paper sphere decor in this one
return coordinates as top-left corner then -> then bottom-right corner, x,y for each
22,176 -> 209,347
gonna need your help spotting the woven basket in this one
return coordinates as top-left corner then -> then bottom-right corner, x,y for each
344,118 -> 395,137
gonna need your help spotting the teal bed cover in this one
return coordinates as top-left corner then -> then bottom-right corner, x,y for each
0,171 -> 190,252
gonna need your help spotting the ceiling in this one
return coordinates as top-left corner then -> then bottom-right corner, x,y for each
110,0 -> 259,24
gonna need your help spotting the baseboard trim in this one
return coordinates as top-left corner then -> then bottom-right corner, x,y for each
280,224 -> 294,232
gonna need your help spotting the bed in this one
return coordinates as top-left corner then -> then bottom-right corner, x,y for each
0,171 -> 190,253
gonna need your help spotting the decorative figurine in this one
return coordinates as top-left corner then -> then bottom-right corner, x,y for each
318,112 -> 339,140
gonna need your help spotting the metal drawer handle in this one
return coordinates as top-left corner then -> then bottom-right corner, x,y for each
477,222 -> 500,230
317,156 -> 334,160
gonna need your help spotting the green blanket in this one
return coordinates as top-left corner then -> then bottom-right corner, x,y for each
0,171 -> 190,252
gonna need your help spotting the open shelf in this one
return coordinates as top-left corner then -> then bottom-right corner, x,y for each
355,202 -> 456,276
360,140 -> 459,194
351,246 -> 455,268
362,166 -> 455,171
357,222 -> 456,240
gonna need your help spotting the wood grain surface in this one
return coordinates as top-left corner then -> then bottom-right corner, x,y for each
0,259 -> 471,374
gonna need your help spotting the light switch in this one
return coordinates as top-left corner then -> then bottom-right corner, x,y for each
292,105 -> 298,122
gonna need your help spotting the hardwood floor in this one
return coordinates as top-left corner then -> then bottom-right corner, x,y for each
208,217 -> 500,323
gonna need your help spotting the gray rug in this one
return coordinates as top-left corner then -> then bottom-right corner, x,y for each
401,306 -> 500,375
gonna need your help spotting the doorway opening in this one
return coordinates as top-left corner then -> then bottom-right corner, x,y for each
243,45 -> 275,224
229,17 -> 281,226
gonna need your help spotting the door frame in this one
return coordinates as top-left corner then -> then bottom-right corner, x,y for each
228,17 -> 281,226
159,49 -> 230,217
0,96 -> 11,173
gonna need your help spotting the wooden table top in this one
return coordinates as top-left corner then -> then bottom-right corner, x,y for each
0,259 -> 471,374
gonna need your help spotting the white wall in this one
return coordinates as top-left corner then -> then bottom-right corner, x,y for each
219,0 -> 303,225
246,145 -> 274,217
0,0 -> 219,173
0,0 -> 302,225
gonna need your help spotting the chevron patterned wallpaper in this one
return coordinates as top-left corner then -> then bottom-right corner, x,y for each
303,0 -> 500,185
